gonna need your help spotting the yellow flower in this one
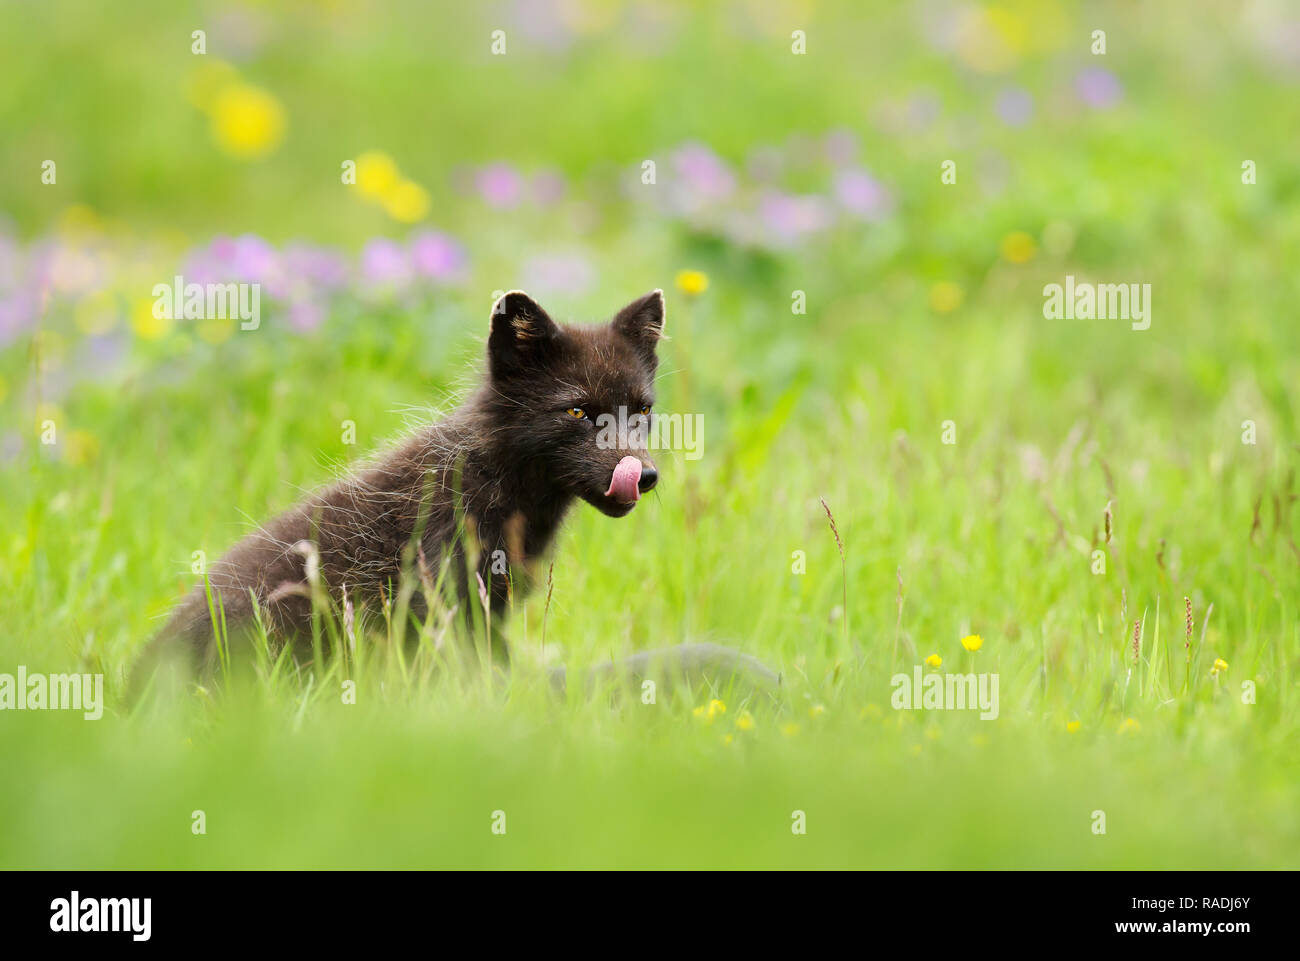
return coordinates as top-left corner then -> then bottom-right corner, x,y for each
131,297 -> 172,341
924,653 -> 942,668
927,281 -> 964,313
381,179 -> 430,223
722,734 -> 734,746
1066,720 -> 1081,734
809,703 -> 825,719
780,722 -> 801,737
735,710 -> 754,731
960,634 -> 983,652
675,269 -> 709,297
985,7 -> 1029,55
953,6 -> 1023,73
1118,717 -> 1140,734
209,82 -> 286,158
1211,658 -> 1228,676
1000,231 -> 1037,264
356,151 -> 399,198
694,699 -> 726,723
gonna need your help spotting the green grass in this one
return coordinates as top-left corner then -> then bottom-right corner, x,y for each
4,278 -> 1297,868
2,0 -> 1299,869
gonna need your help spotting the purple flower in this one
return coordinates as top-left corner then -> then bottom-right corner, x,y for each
995,87 -> 1034,127
283,244 -> 349,291
231,234 -> 279,283
180,249 -> 225,288
1076,68 -> 1123,109
410,231 -> 467,283
758,191 -> 834,248
670,142 -> 736,212
205,234 -> 282,292
833,169 -> 892,221
287,298 -> 325,332
0,233 -> 21,290
208,235 -> 238,262
521,251 -> 596,296
0,291 -> 38,346
25,241 -> 56,295
361,238 -> 412,289
477,164 -> 523,209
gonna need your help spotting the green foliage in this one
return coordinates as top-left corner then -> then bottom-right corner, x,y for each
1,0 -> 1297,868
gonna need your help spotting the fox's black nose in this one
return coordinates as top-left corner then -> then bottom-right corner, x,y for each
638,465 -> 658,493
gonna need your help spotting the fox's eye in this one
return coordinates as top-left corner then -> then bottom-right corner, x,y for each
638,405 -> 652,416
566,407 -> 587,419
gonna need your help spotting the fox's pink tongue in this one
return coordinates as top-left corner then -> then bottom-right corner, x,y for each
605,456 -> 643,504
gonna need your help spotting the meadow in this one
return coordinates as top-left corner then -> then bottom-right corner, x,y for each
1,0 -> 1298,869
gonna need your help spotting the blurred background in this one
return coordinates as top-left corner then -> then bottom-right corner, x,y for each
4,0 -> 1297,394
2,0 -> 1299,868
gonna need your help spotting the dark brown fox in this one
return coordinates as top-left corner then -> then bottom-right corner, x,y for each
129,290 -> 778,703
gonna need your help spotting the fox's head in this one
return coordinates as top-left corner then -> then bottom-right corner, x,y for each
482,289 -> 663,518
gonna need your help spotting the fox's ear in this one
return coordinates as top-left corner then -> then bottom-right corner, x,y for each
611,289 -> 665,365
488,290 -> 559,378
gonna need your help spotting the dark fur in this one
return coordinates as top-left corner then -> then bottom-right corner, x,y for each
129,290 -> 779,703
